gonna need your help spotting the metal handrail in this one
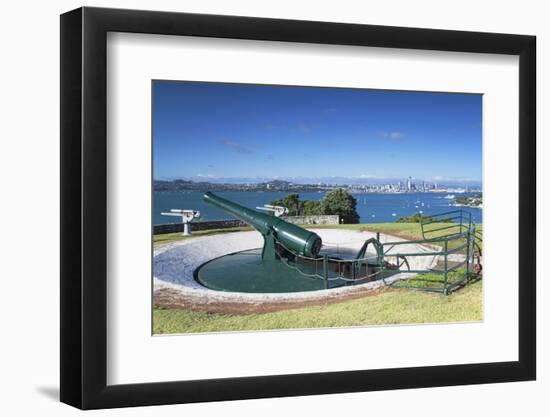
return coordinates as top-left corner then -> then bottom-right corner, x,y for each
271,209 -> 481,294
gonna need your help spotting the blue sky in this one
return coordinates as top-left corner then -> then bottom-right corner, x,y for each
153,81 -> 482,185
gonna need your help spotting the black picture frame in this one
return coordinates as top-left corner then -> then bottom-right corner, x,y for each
60,6 -> 536,410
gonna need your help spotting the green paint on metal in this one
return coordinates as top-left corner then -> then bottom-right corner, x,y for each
203,192 -> 322,259
195,249 -> 395,293
261,229 -> 277,260
385,209 -> 482,294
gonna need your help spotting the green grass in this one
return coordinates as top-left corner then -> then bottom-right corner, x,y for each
154,226 -> 252,246
310,222 -> 483,251
154,280 -> 482,334
390,269 -> 479,291
154,222 -> 483,249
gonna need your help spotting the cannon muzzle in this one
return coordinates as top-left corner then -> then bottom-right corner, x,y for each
203,192 -> 322,258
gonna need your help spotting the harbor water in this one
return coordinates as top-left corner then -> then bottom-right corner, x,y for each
154,191 -> 482,225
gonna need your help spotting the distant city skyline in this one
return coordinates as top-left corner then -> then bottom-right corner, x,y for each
153,81 -> 482,184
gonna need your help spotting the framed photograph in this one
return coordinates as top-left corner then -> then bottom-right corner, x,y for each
60,7 -> 536,409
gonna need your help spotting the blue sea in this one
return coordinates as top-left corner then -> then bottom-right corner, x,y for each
153,191 -> 482,225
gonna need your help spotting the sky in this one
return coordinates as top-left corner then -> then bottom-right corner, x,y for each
153,80 -> 482,185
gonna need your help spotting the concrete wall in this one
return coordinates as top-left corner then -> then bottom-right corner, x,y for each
282,215 -> 340,225
154,219 -> 247,235
153,215 -> 340,234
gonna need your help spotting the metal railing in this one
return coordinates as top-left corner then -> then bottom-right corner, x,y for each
380,210 -> 481,294
274,209 -> 482,294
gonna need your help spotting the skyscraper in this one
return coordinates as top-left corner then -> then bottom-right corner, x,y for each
407,176 -> 412,192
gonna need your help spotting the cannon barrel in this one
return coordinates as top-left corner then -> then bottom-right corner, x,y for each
203,192 -> 322,258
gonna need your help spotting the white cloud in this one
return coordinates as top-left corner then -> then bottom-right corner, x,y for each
379,130 -> 405,140
220,139 -> 253,154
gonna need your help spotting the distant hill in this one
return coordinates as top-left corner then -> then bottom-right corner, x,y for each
153,179 -> 334,193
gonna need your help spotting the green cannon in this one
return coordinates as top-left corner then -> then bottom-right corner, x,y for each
203,191 -> 323,260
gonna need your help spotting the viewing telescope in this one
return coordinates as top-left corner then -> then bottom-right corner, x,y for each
203,191 -> 322,260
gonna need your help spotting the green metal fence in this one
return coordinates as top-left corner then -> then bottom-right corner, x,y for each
379,210 -> 482,294
274,209 -> 482,295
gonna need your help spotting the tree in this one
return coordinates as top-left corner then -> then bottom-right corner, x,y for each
269,190 -> 359,223
284,193 -> 302,216
302,200 -> 323,215
396,212 -> 453,223
270,193 -> 303,216
396,212 -> 427,223
321,188 -> 360,224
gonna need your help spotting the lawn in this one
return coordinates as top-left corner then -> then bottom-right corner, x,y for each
153,222 -> 483,334
154,280 -> 482,334
310,222 -> 483,251
154,222 -> 483,248
154,226 -> 252,245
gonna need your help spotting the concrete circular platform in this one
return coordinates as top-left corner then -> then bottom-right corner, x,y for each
153,229 -> 440,313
